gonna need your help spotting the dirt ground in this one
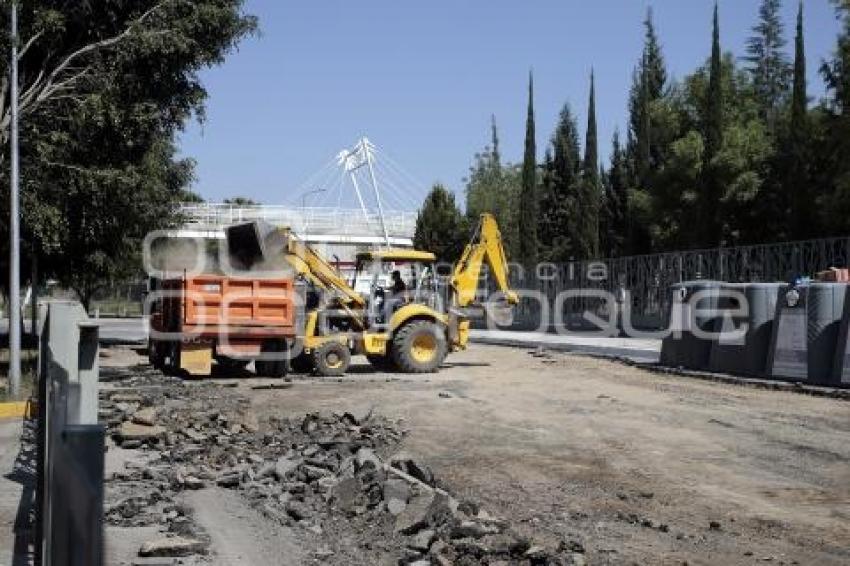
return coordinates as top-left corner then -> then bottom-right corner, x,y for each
95,343 -> 850,565
240,344 -> 850,566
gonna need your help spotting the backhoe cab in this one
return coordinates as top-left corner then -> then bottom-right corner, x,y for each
224,213 -> 516,376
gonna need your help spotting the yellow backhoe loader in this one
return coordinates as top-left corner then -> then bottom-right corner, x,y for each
225,213 -> 517,376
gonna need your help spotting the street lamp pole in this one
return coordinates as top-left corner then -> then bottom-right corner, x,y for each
9,0 -> 21,397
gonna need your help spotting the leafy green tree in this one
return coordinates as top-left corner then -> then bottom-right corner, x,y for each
519,71 -> 539,266
819,0 -> 850,233
224,196 -> 259,205
602,131 -> 629,257
540,103 -> 581,262
745,0 -> 791,127
465,116 -> 519,258
0,1 -> 257,307
414,185 -> 465,262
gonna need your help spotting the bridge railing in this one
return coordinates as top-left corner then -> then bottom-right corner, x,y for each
179,203 -> 418,238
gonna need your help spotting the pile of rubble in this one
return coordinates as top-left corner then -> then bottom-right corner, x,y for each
99,367 -> 582,565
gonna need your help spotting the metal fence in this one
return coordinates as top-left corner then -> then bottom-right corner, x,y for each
506,237 -> 850,331
36,301 -> 104,566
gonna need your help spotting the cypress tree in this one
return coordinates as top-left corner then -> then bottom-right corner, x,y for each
745,0 -> 791,127
490,114 -> 501,168
628,8 -> 667,183
701,3 -> 724,247
606,131 -> 629,257
581,70 -> 600,258
584,70 -> 599,186
787,1 -> 812,238
519,71 -> 539,266
547,103 -> 582,262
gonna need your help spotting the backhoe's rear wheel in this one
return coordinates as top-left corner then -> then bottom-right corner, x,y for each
391,321 -> 447,373
312,341 -> 351,377
366,354 -> 396,372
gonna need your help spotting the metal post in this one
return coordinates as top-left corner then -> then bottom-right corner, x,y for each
362,139 -> 391,248
9,0 -> 21,397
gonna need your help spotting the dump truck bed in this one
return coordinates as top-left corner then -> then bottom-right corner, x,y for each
157,274 -> 297,336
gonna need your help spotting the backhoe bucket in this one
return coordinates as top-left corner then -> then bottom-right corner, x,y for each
225,220 -> 286,270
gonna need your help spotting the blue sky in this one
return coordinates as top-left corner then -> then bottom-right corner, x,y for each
178,1 -> 841,208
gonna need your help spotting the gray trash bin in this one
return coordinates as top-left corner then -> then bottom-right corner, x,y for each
768,283 -> 848,385
831,285 -> 850,387
660,280 -> 722,370
709,283 -> 782,376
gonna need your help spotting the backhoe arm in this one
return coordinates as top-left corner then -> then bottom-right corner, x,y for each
451,213 -> 519,308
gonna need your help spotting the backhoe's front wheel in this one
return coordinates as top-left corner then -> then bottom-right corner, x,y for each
312,341 -> 351,377
391,321 -> 447,373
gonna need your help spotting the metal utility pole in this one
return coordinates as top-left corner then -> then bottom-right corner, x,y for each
8,0 -> 21,397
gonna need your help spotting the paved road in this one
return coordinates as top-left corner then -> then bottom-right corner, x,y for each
0,317 -> 148,345
470,328 -> 662,363
12,317 -> 664,363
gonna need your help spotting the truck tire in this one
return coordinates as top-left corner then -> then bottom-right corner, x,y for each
391,320 -> 447,373
312,341 -> 350,377
256,340 -> 287,378
366,354 -> 396,372
290,353 -> 314,374
148,340 -> 165,370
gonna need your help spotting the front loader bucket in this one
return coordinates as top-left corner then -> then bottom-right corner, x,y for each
225,220 -> 286,269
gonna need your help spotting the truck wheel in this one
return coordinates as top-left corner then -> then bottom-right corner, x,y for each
148,340 -> 165,370
366,354 -> 396,372
391,321 -> 447,373
312,342 -> 350,377
257,340 -> 287,378
290,353 -> 314,374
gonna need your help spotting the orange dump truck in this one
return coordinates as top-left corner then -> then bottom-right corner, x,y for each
148,274 -> 299,377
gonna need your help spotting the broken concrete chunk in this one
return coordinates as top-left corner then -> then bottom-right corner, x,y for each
452,520 -> 501,539
354,447 -> 382,472
331,476 -> 361,512
394,491 -> 435,534
408,528 -> 435,552
131,407 -> 158,426
386,498 -> 407,516
383,478 -> 411,505
274,456 -> 303,480
138,536 -> 207,557
117,421 -> 166,442
390,453 -> 434,486
342,406 -> 373,426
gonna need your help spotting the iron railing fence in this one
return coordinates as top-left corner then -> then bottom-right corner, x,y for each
504,236 -> 850,331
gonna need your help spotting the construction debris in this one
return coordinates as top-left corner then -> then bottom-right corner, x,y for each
99,366 -> 576,564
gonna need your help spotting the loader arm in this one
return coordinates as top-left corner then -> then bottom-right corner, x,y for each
451,213 -> 519,308
284,238 -> 366,309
